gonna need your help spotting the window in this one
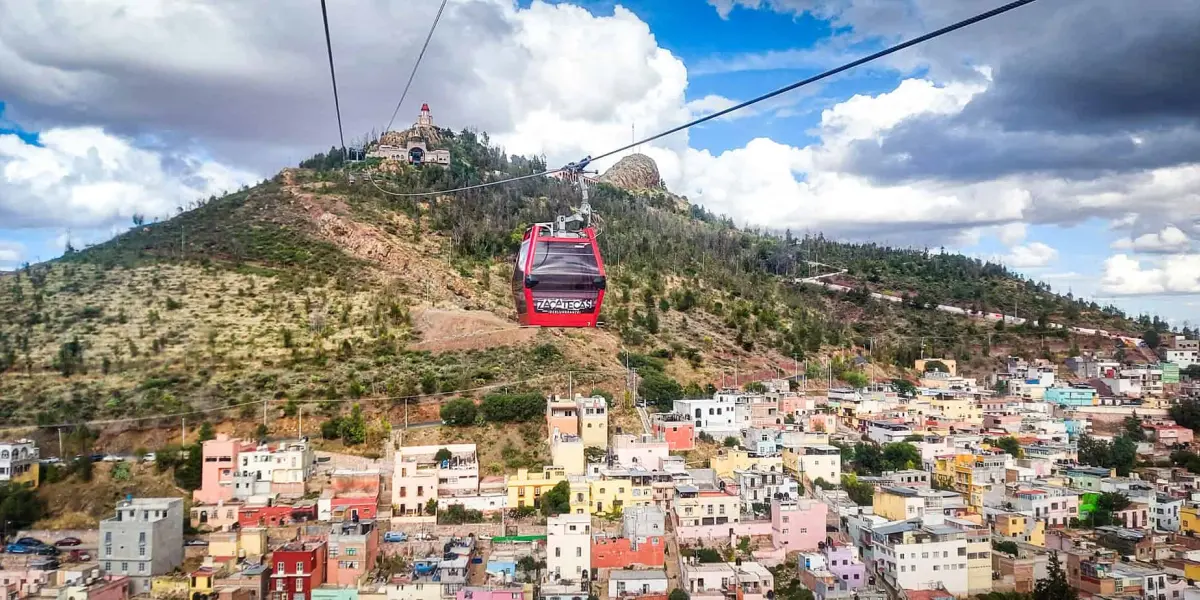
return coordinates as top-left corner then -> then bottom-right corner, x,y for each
105,532 -> 112,543
921,552 -> 929,559
296,562 -> 304,573
122,563 -> 128,572
139,546 -> 146,556
933,566 -> 939,571
800,528 -> 807,533
576,548 -> 582,557
958,547 -> 967,556
277,562 -> 284,574
139,563 -> 146,573
556,548 -> 561,557
347,547 -> 357,556
296,580 -> 304,592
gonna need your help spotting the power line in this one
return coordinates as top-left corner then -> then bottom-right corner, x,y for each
590,0 -> 1037,163
319,0 -> 346,151
364,0 -> 1038,198
384,0 -> 450,134
364,166 -> 561,197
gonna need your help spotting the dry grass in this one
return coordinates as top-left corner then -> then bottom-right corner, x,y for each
34,462 -> 186,529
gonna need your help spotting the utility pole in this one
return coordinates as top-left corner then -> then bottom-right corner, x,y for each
298,406 -> 303,439
181,417 -> 186,448
263,399 -> 268,427
568,371 -> 574,400
57,428 -> 64,459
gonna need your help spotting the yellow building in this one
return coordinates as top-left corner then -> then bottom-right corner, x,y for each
577,396 -> 609,448
551,433 -> 586,476
1182,504 -> 1200,535
150,576 -> 189,600
569,478 -> 591,515
589,473 -> 652,515
929,396 -> 983,424
712,449 -> 782,479
1183,560 -> 1200,583
934,453 -> 1004,509
506,466 -> 567,509
189,567 -> 215,599
995,512 -> 1045,547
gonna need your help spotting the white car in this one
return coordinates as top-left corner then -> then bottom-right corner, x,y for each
101,454 -> 124,462
141,453 -> 156,463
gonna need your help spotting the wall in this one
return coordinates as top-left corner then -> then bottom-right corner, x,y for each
675,520 -> 772,542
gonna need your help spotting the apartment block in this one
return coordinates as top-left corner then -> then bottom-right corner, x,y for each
772,496 -> 827,552
270,542 -> 327,600
100,498 -> 184,595
547,514 -> 591,584
650,413 -> 695,451
577,396 -> 609,449
327,521 -> 378,586
392,444 -> 478,520
871,518 -> 969,596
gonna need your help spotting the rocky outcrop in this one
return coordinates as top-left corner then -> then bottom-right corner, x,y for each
599,153 -> 665,191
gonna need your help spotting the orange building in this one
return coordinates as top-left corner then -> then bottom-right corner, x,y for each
651,413 -> 694,451
591,535 -> 665,568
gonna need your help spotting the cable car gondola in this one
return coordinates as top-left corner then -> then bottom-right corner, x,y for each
512,157 -> 607,328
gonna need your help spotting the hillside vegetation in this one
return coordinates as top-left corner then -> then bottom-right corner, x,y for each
0,127 -> 1146,438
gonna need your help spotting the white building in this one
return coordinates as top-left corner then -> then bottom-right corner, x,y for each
866,421 -> 914,445
612,434 -> 669,470
790,445 -> 842,487
608,571 -> 668,598
0,440 -> 38,483
1154,495 -> 1183,532
674,393 -> 740,438
546,514 -> 591,584
871,517 -> 969,596
735,467 -> 798,514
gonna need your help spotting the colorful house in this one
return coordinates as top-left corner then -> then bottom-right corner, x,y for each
506,466 -> 567,510
772,496 -> 827,552
270,542 -> 327,600
194,435 -> 256,504
650,413 -> 694,451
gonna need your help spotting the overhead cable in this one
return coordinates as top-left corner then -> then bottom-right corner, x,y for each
319,0 -> 346,151
367,0 -> 1039,198
384,0 -> 450,134
588,0 -> 1038,163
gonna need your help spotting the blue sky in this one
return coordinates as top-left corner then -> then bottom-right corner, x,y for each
1,0 -> 1197,326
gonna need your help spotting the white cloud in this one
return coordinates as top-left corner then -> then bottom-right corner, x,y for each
1100,254 -> 1200,295
996,223 -> 1027,246
0,241 -> 22,264
1003,242 -> 1058,268
0,128 -> 257,230
1111,225 -> 1192,254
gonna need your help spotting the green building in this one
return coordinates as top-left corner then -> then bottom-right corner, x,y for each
1161,362 -> 1180,384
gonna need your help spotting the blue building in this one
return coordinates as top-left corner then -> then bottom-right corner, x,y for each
1044,385 -> 1097,407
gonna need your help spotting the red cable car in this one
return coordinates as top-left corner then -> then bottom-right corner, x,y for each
511,157 -> 606,327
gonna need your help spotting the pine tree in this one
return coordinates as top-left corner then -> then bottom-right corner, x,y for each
1034,552 -> 1076,600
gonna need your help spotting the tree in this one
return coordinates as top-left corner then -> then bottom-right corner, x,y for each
923,360 -> 949,373
638,370 -> 684,409
992,540 -> 1019,556
744,381 -> 767,393
55,337 -> 85,377
339,404 -> 367,445
843,370 -> 869,388
0,484 -> 46,530
541,480 -> 571,516
852,442 -> 884,475
425,498 -> 439,516
197,422 -> 215,442
254,424 -> 269,439
995,436 -> 1023,458
1123,414 -> 1146,442
440,398 -> 478,426
723,436 -> 740,448
434,448 -> 453,463
1033,552 -> 1077,600
584,447 -> 607,463
881,442 -> 921,471
841,474 -> 874,506
668,590 -> 690,600
1170,397 -> 1200,429
891,378 -> 916,397
321,418 -> 343,439
1142,329 -> 1161,349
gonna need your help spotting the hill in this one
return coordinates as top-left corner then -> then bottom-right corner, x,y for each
0,128 -> 1151,438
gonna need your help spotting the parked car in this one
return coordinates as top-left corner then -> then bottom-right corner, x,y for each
34,546 -> 59,556
101,454 -> 124,462
184,539 -> 209,547
141,452 -> 156,463
88,454 -> 104,462
30,558 -> 59,571
383,531 -> 407,543
16,537 -> 46,548
68,549 -> 92,562
55,537 -> 82,547
5,544 -> 35,554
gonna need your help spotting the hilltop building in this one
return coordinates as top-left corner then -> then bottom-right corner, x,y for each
368,103 -> 450,167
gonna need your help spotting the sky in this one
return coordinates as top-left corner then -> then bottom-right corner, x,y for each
1,0 -> 1198,325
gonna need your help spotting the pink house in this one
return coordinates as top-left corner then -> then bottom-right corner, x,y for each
1144,424 -> 1194,445
612,434 -> 669,470
780,395 -> 821,418
806,413 -> 837,433
194,435 -> 256,504
1115,503 -> 1150,529
772,496 -> 827,552
71,575 -> 131,600
822,541 -> 866,591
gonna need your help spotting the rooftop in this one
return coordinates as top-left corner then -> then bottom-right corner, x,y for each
610,570 -> 669,581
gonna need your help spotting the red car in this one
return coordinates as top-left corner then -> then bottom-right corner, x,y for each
54,537 -> 82,547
